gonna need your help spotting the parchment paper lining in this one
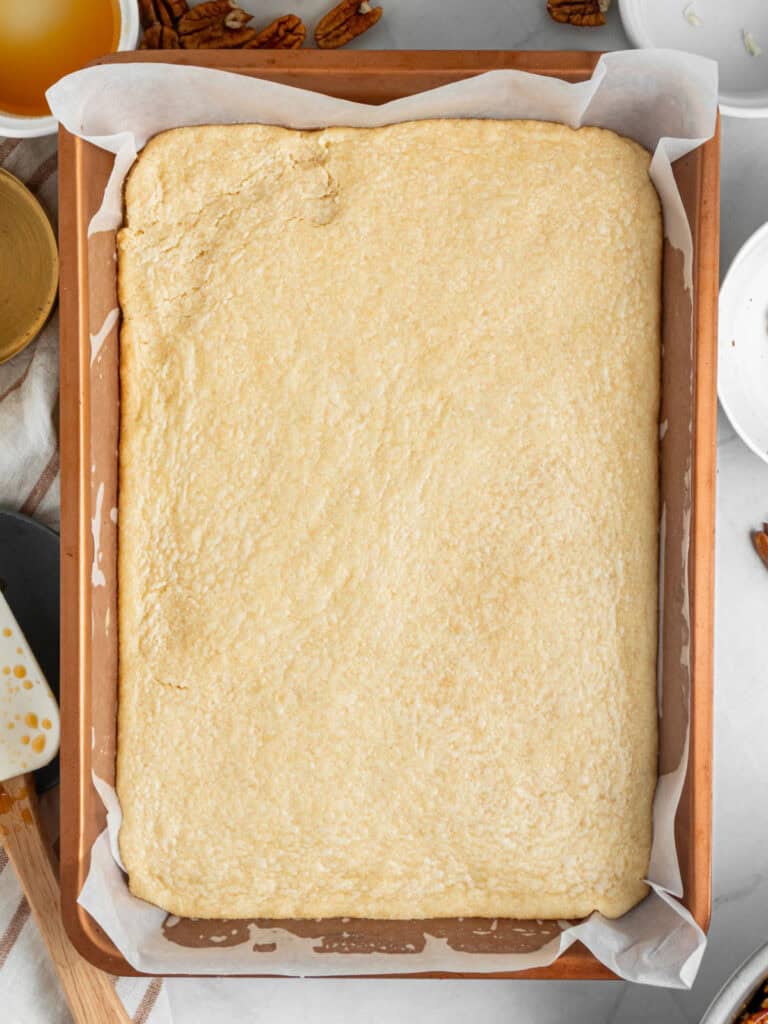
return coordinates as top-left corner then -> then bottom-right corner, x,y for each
48,49 -> 717,986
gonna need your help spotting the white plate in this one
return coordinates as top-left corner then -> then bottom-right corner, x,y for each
719,221 -> 768,465
700,940 -> 768,1022
619,0 -> 768,117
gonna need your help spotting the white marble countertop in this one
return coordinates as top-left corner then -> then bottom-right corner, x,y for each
155,2 -> 768,1020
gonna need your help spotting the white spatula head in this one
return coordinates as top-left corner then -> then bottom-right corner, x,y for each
0,590 -> 59,780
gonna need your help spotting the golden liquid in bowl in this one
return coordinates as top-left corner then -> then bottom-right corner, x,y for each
0,0 -> 120,118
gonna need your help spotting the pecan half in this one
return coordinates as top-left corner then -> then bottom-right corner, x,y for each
140,23 -> 181,47
138,0 -> 159,26
178,0 -> 255,47
138,0 -> 188,28
546,0 -> 610,26
315,0 -> 383,49
754,528 -> 768,570
164,0 -> 189,19
177,0 -> 249,35
244,14 -> 306,49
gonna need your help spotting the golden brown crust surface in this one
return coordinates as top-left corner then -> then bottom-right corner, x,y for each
117,120 -> 661,920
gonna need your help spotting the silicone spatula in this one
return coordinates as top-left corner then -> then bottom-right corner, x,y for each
0,589 -> 129,1023
0,589 -> 60,778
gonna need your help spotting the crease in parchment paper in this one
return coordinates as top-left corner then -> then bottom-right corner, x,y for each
48,49 -> 717,986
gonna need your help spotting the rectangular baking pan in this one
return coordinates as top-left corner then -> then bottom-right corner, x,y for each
58,50 -> 718,978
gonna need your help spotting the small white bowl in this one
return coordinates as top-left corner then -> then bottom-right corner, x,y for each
619,0 -> 768,117
719,221 -> 768,465
700,940 -> 768,1023
0,0 -> 139,139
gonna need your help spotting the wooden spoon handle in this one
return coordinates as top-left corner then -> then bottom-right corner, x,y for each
0,774 -> 130,1024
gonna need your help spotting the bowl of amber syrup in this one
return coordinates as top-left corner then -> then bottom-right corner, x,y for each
0,0 -> 139,138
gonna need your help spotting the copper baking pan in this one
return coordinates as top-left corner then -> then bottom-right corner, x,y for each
58,50 -> 718,979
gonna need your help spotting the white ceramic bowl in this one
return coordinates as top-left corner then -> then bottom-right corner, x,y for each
619,0 -> 768,117
718,221 -> 768,465
701,941 -> 768,1023
0,0 -> 139,139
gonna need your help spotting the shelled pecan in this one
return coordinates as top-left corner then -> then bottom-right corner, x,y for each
245,15 -> 306,49
754,526 -> 768,570
140,23 -> 181,47
164,0 -> 189,19
178,0 -> 256,48
315,0 -> 383,49
546,0 -> 610,26
138,0 -> 188,29
178,0 -> 249,33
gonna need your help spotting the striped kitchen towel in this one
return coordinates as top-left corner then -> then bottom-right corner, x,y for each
0,137 -> 59,530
